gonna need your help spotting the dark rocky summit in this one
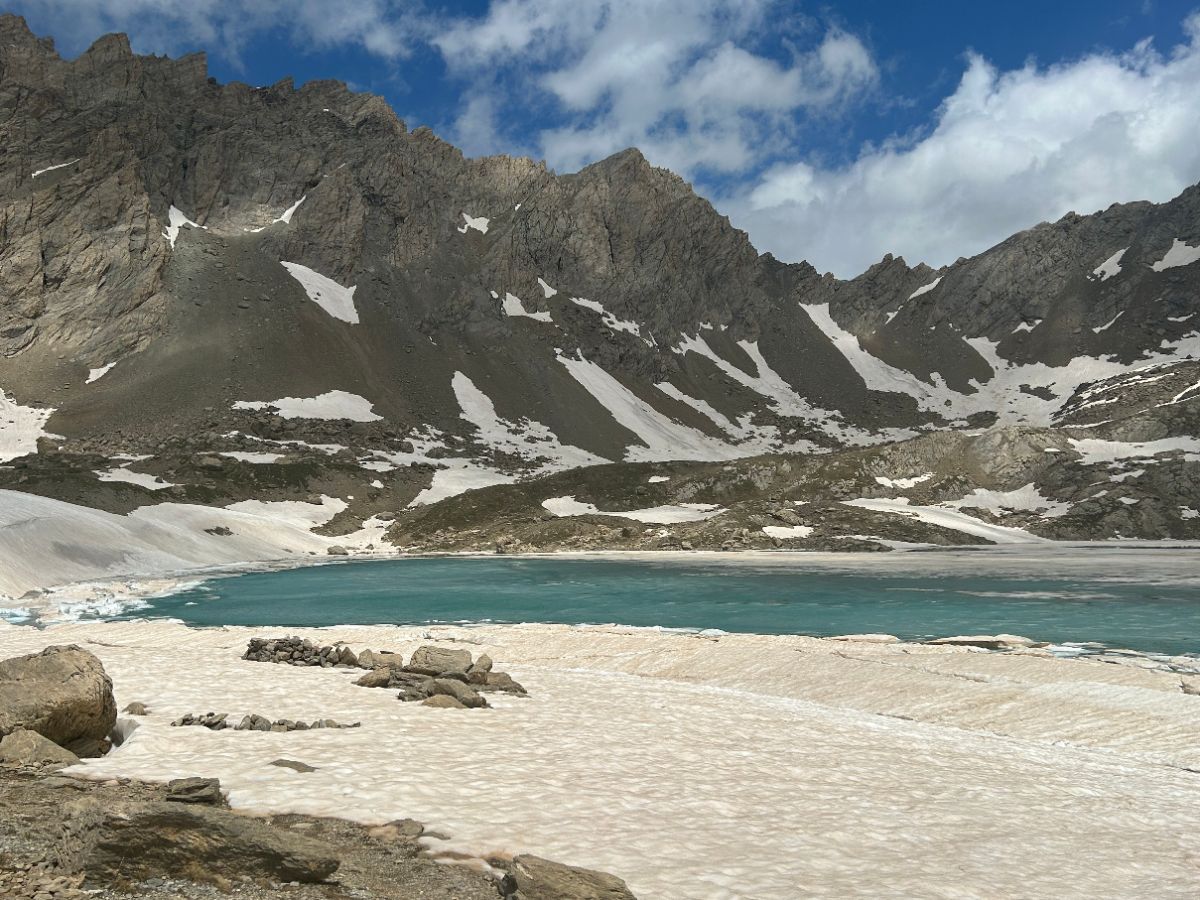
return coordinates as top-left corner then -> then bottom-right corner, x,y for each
0,13 -> 1194,554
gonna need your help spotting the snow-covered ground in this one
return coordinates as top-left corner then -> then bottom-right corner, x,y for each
281,262 -> 359,324
541,495 -> 724,524
234,390 -> 381,421
2,620 -> 1197,900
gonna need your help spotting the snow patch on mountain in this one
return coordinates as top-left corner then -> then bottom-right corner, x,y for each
541,495 -> 724,524
557,353 -> 746,462
1013,319 -> 1042,333
233,391 -> 381,422
411,466 -> 514,506
944,484 -> 1072,518
1091,248 -> 1127,281
875,474 -> 933,489
162,206 -> 204,249
95,467 -> 177,491
219,451 -> 285,464
452,372 -> 604,470
538,278 -> 558,298
86,363 -> 115,384
281,262 -> 358,324
1068,436 -> 1200,465
570,297 -> 645,340
31,159 -> 79,178
762,525 -> 814,539
457,213 -> 489,234
1093,312 -> 1124,333
0,390 -> 55,462
843,497 -> 1047,543
499,292 -> 553,323
275,195 -> 306,224
1150,238 -> 1200,271
908,277 -> 941,299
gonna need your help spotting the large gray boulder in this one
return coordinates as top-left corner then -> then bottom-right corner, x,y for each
65,801 -> 339,884
406,645 -> 473,677
501,855 -> 637,900
0,645 -> 116,756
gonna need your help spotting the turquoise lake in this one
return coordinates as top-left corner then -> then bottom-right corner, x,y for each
114,548 -> 1200,656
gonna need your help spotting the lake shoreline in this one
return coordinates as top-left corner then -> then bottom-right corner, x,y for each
2,619 -> 1198,898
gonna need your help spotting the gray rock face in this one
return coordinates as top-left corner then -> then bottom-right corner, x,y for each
165,776 -> 223,805
501,854 -> 638,900
0,727 -> 80,768
66,800 -> 340,884
407,645 -> 473,677
0,645 -> 116,756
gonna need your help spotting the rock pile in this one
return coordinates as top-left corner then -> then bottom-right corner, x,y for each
0,866 -> 88,900
242,636 -> 359,668
171,712 -> 359,731
353,644 -> 527,710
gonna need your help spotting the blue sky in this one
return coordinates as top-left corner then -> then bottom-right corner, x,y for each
14,1 -> 1200,276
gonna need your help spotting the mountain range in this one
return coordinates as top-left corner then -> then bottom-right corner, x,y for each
1,14 -> 1197,593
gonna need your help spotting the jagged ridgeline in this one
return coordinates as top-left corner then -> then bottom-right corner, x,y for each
0,13 -> 1197,554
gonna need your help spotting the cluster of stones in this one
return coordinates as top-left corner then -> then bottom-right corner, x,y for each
0,866 -> 88,900
353,645 -> 527,710
242,636 -> 360,668
170,712 -> 359,731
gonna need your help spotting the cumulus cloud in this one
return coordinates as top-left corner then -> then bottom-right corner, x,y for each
8,0 -> 427,65
723,13 -> 1200,276
435,0 -> 878,177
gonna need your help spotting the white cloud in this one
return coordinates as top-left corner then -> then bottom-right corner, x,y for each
10,0 -> 425,65
436,0 -> 878,177
724,13 -> 1200,276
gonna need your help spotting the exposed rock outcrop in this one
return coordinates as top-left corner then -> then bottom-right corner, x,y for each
0,645 -> 116,756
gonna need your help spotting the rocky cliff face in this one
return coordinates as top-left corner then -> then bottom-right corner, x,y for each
0,14 -> 1197,554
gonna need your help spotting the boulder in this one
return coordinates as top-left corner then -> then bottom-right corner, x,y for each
0,727 -> 80,768
407,645 -> 472,677
354,667 -> 394,688
927,634 -> 1047,650
421,694 -> 466,709
429,679 -> 488,709
827,634 -> 901,644
483,671 -> 528,695
357,648 -> 378,669
165,777 -> 223,805
270,759 -> 317,773
0,646 -> 117,756
501,855 -> 637,900
68,801 -> 339,884
122,701 -> 149,715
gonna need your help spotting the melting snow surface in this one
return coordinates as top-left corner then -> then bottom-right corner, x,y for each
1093,312 -> 1124,334
86,363 -> 115,384
281,262 -> 358,324
908,277 -> 942,300
1091,248 -> 1127,282
162,206 -> 205,249
843,498 -> 1047,543
457,214 -> 490,234
0,390 -> 55,463
233,391 -> 381,422
1150,238 -> 1200,272
541,495 -> 724,524
500,293 -> 552,323
537,278 -> 558,298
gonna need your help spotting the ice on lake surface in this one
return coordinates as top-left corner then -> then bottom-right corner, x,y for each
113,545 -> 1200,655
